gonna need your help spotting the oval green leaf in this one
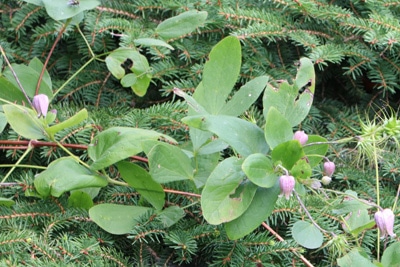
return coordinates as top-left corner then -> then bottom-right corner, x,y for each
271,140 -> 304,170
292,220 -> 323,249
3,104 -> 47,140
89,204 -> 152,235
242,153 -> 278,188
143,141 -> 194,183
156,10 -> 207,40
201,157 -> 257,225
34,157 -> 107,197
265,106 -> 293,149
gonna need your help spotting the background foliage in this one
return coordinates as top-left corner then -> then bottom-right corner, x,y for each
0,0 -> 399,266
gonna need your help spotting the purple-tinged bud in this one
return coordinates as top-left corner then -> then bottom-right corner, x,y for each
279,175 -> 295,200
321,175 -> 332,185
32,94 -> 49,118
323,161 -> 335,177
293,130 -> 308,145
374,208 -> 396,238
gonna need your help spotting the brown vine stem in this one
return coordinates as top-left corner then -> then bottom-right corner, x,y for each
35,19 -> 71,96
0,140 -> 148,163
163,188 -> 201,198
261,222 -> 315,267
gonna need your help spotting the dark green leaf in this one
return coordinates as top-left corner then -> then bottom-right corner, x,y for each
117,161 -> 165,210
271,140 -> 305,170
68,190 -> 94,210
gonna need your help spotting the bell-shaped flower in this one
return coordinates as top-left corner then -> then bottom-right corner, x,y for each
279,175 -> 295,200
374,208 -> 396,238
32,94 -> 49,118
324,161 -> 335,177
293,130 -> 308,145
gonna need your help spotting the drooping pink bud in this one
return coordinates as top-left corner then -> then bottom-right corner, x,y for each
293,130 -> 308,145
32,94 -> 49,118
279,175 -> 295,200
374,208 -> 396,238
323,161 -> 335,177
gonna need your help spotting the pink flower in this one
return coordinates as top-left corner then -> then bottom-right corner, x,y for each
32,94 -> 49,118
293,130 -> 308,145
279,175 -> 295,200
323,161 -> 335,177
374,208 -> 396,238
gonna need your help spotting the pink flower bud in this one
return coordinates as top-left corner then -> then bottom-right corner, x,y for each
293,130 -> 308,145
323,161 -> 335,177
279,175 -> 295,200
374,208 -> 396,238
32,94 -> 49,118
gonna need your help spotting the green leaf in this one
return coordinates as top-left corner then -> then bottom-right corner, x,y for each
295,57 -> 316,94
120,73 -> 137,87
332,200 -> 373,215
182,115 -> 268,157
68,190 -> 94,210
342,209 -> 374,236
0,77 -> 27,105
0,197 -> 15,207
290,158 -> 312,180
41,0 -> 100,21
46,108 -> 88,137
34,157 -> 107,197
242,153 -> 278,188
28,57 -> 52,93
156,206 -> 185,228
264,107 -> 293,149
337,248 -> 378,267
0,112 -> 7,133
303,135 -> 329,167
156,10 -> 207,40
117,161 -> 165,210
271,140 -> 305,170
192,152 -> 220,188
193,36 -> 241,114
292,220 -> 323,249
201,157 -> 257,225
3,63 -> 53,99
381,242 -> 400,267
143,141 -> 194,183
220,76 -> 269,116
225,184 -> 280,240
89,204 -> 152,235
105,48 -> 152,97
263,70 -> 314,127
88,127 -> 176,170
3,104 -> 47,140
134,38 -> 174,50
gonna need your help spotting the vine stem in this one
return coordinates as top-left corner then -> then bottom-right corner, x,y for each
1,142 -> 33,184
35,19 -> 71,96
0,46 -> 32,106
372,134 -> 381,261
261,222 -> 314,267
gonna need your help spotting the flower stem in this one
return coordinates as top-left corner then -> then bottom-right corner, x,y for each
372,134 -> 380,261
1,143 -> 33,184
